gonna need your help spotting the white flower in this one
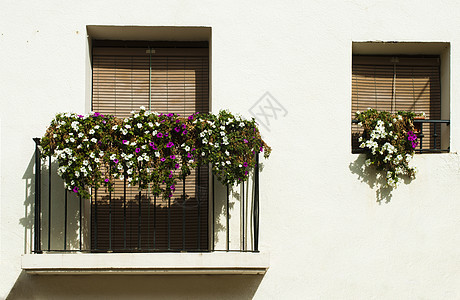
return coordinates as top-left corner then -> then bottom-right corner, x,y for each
117,164 -> 123,170
99,151 -> 104,157
220,125 -> 225,130
90,152 -> 95,158
89,129 -> 95,135
220,131 -> 225,136
202,138 -> 208,144
226,160 -> 231,165
137,123 -> 142,128
221,162 -> 225,166
83,160 -> 89,166
155,151 -> 160,157
70,137 -> 75,143
358,122 -> 363,127
78,132 -> 83,138
94,125 -> 100,130
95,158 -> 100,163
148,122 -> 153,127
365,159 -> 371,166
91,138 -> 97,143
127,169 -> 133,175
185,146 -> 190,151
202,152 -> 205,156
53,134 -> 57,138
112,125 -> 118,130
122,129 -> 128,135
225,150 -> 229,156
110,154 -> 116,160
200,132 -> 206,137
140,106 -> 146,110
356,111 -> 361,115
239,122 -> 245,127
75,171 -> 80,177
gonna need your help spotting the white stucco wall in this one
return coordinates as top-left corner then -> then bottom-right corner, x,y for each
1,0 -> 460,299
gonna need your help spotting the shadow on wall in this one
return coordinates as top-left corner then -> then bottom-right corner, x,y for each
20,154 -> 82,253
7,271 -> 264,300
349,154 -> 414,203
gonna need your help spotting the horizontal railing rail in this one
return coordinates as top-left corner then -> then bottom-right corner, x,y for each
32,138 -> 260,254
352,119 -> 450,153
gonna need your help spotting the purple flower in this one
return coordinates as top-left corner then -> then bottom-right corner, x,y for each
152,145 -> 158,150
245,171 -> 248,175
175,164 -> 180,169
168,193 -> 172,198
157,132 -> 163,138
122,140 -> 128,144
78,115 -> 84,118
169,172 -> 173,179
244,139 -> 248,144
182,130 -> 188,135
243,162 -> 248,168
72,186 -> 79,193
104,178 -> 109,183
166,142 -> 174,148
188,115 -> 194,121
182,124 -> 187,129
149,142 -> 155,147
135,148 -> 141,153
170,155 -> 176,160
260,147 -> 263,152
165,133 -> 169,137
170,185 -> 175,191
160,157 -> 166,162
191,148 -> 196,152
113,159 -> 119,164
167,113 -> 174,117
102,120 -> 106,124
187,153 -> 193,158
174,127 -> 180,132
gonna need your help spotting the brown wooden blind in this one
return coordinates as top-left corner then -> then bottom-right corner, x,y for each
352,56 -> 441,152
91,45 -> 209,251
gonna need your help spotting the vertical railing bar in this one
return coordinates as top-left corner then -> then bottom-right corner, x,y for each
419,123 -> 423,153
94,188 -> 98,250
147,188 -> 150,250
253,153 -> 260,252
168,194 -> 171,250
242,181 -> 245,251
197,167 -> 201,250
433,123 -> 438,149
64,188 -> 68,251
109,180 -> 112,251
79,195 -> 82,251
153,194 -> 156,249
226,184 -> 229,252
138,189 -> 142,249
48,154 -> 51,251
33,138 -> 42,253
182,177 -> 186,251
123,176 -> 127,249
212,173 -> 215,251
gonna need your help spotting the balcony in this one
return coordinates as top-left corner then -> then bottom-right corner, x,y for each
22,138 -> 268,275
352,119 -> 450,153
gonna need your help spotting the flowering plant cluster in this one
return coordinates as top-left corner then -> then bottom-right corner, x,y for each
356,109 -> 418,188
40,108 -> 271,199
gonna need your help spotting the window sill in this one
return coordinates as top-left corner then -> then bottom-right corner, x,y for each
21,252 -> 269,275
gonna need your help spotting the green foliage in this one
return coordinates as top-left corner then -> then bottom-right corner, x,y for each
355,109 -> 418,188
40,109 -> 271,199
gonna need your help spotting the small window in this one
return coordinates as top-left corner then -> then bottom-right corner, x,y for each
351,54 -> 449,153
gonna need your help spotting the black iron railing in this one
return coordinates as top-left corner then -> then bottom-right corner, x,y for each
352,119 -> 450,153
32,138 -> 260,253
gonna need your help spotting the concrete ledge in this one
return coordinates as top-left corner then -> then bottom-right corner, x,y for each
22,252 -> 269,275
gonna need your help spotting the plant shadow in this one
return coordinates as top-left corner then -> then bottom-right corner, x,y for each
349,154 -> 395,203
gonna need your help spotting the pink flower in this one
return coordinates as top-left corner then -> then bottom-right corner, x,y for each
113,159 -> 119,164
166,142 -> 174,148
135,148 -> 141,153
122,140 -> 128,144
243,162 -> 248,168
160,158 -> 166,162
175,164 -> 180,169
182,130 -> 188,135
244,139 -> 248,144
72,186 -> 79,193
170,155 -> 176,160
104,178 -> 109,183
157,133 -> 163,138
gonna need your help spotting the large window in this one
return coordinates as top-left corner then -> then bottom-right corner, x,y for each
351,54 -> 448,153
91,41 -> 210,251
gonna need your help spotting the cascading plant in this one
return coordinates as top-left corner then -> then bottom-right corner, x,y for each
40,107 -> 271,199
355,109 -> 419,188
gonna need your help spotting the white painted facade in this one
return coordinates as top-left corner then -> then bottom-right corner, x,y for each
1,0 -> 460,298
